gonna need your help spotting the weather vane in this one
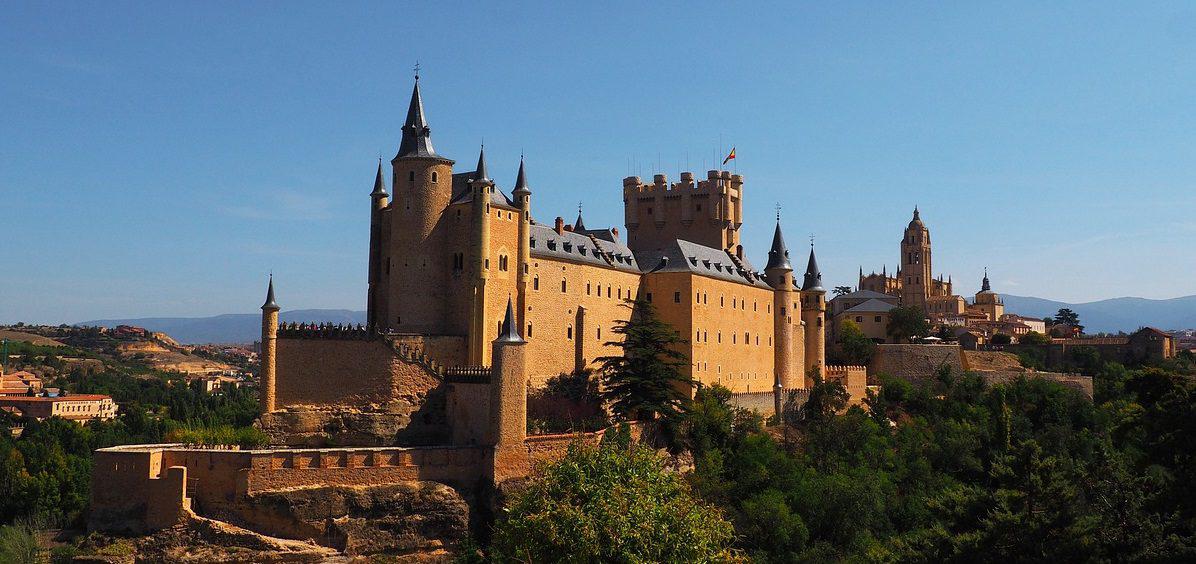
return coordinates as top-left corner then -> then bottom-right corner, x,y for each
413,61 -> 421,80
809,234 -> 815,247
775,203 -> 781,221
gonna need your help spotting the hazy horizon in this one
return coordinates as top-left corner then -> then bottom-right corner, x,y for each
5,2 -> 1196,324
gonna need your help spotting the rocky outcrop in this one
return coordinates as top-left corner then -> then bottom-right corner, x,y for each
233,482 -> 469,558
129,515 -> 338,563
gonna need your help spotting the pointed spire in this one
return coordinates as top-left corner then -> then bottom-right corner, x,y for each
370,158 -> 387,197
512,156 -> 530,195
395,76 -> 441,159
980,268 -> 991,292
472,145 -> 491,184
496,297 -> 524,343
802,245 -> 825,292
574,203 -> 587,231
882,264 -> 887,277
913,205 -> 920,220
859,266 -> 864,279
262,275 -> 279,311
765,220 -> 792,271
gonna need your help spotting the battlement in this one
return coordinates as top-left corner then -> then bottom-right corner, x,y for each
444,366 -> 492,384
622,169 -> 744,252
277,323 -> 372,340
621,169 -> 743,196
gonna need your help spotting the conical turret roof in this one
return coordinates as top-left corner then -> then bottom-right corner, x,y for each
512,157 -> 530,195
395,78 -> 443,160
802,246 -> 825,292
472,145 -> 491,184
765,221 -> 792,271
496,297 -> 524,343
370,159 -> 387,197
262,275 -> 279,311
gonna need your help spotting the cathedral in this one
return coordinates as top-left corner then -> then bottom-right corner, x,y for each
832,208 -> 1012,344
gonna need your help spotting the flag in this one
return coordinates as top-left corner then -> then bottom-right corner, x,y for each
722,147 -> 736,165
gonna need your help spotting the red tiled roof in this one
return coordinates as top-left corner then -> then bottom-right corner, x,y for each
0,395 -> 113,403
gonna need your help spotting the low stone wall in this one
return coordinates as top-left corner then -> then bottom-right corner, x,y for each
869,344 -> 964,385
729,388 -> 810,415
826,365 -> 868,406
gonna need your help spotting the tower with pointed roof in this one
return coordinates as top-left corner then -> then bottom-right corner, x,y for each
489,298 -> 529,481
512,158 -> 532,333
378,75 -> 457,335
972,268 -> 1004,321
260,275 -> 280,414
764,220 -> 803,403
801,244 -> 827,377
367,159 -> 389,331
467,146 -> 495,364
900,206 -> 933,311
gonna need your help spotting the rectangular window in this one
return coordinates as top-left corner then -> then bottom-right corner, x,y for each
673,291 -> 681,303
534,277 -> 539,290
562,280 -> 567,293
646,292 -> 653,302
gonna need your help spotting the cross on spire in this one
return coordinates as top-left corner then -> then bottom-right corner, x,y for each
413,61 -> 421,81
775,203 -> 781,222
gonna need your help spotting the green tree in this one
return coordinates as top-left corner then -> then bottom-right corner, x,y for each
832,286 -> 854,297
836,319 -> 876,365
1052,308 -> 1084,332
490,434 -> 737,562
1019,331 -> 1050,345
991,333 -> 1012,345
886,306 -> 930,343
596,297 -> 693,421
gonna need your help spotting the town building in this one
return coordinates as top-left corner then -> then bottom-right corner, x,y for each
0,394 -> 117,422
0,370 -> 43,396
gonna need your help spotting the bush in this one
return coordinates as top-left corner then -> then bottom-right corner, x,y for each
527,370 -> 608,434
490,434 -> 738,562
165,425 -> 269,448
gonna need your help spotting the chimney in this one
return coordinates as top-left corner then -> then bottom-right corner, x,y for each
611,227 -> 619,239
554,217 -> 565,235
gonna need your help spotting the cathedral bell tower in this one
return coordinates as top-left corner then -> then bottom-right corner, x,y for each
900,207 -> 932,311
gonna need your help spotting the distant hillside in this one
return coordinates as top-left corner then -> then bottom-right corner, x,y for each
78,309 -> 366,344
1002,295 -> 1196,334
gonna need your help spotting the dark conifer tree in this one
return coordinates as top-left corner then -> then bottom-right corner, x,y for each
596,297 -> 694,421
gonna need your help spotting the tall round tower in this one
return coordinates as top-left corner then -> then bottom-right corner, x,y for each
384,76 -> 455,334
764,220 -> 799,406
259,275 -> 279,414
801,244 -> 827,383
900,207 -> 932,311
511,157 -> 532,332
367,159 -> 389,332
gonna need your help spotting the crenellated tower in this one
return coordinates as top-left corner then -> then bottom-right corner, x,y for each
801,244 -> 826,382
900,207 -> 932,311
622,170 -> 744,255
381,76 -> 456,334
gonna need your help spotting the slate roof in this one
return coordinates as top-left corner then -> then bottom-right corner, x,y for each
842,299 -> 898,314
834,289 -> 898,301
448,172 -> 517,208
635,239 -> 770,288
529,224 -> 640,273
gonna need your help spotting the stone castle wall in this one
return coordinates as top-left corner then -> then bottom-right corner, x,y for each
275,336 -> 440,409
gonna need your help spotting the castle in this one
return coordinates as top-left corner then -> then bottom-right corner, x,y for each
87,77 -> 871,545
259,74 -> 836,415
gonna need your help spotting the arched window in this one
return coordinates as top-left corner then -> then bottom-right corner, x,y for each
431,171 -> 438,182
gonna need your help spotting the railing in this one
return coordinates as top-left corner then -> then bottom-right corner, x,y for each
276,322 -> 372,340
444,366 -> 491,384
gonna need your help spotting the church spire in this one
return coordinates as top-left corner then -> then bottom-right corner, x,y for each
370,158 -> 387,197
765,220 -> 792,271
395,75 -> 440,159
574,203 -> 587,231
981,268 -> 991,292
802,244 -> 824,292
512,156 -> 530,195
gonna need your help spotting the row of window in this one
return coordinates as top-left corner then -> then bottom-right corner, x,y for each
693,329 -> 771,347
853,316 -> 884,323
498,322 -> 604,341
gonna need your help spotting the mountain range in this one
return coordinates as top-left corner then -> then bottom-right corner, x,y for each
79,309 -> 366,344
1001,295 -> 1196,334
79,295 -> 1195,344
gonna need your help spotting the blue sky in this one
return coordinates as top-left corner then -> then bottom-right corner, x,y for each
3,2 -> 1195,324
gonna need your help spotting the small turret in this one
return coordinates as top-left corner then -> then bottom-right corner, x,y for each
472,145 -> 492,185
980,268 -> 991,293
574,204 -> 587,231
262,275 -> 279,311
496,298 -> 524,343
802,246 -> 825,292
512,157 -> 530,196
765,221 -> 793,272
370,158 -> 387,199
